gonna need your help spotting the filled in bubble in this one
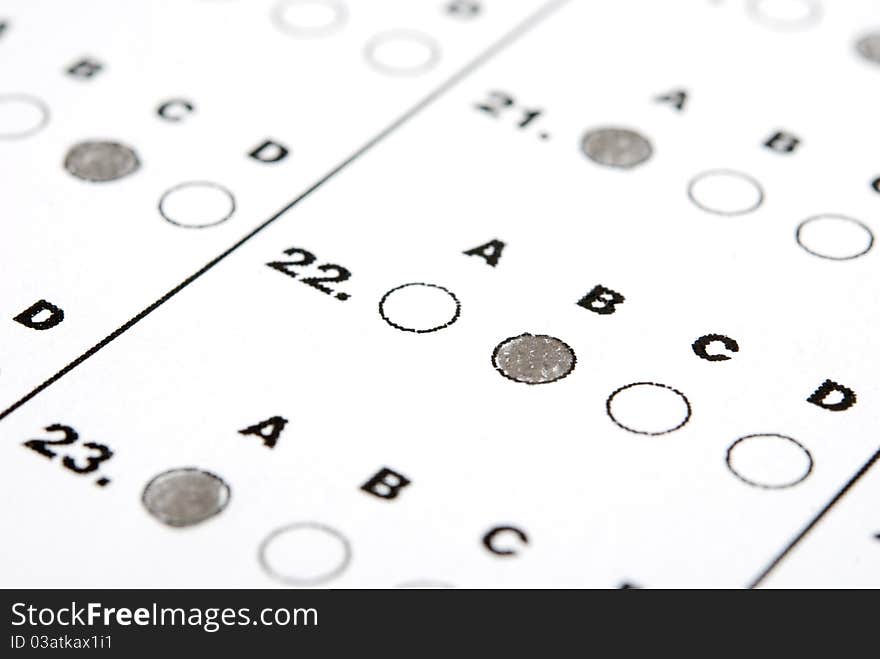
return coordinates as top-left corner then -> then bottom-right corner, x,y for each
492,333 -> 576,385
142,468 -> 230,528
581,127 -> 652,169
856,33 -> 880,64
64,140 -> 140,182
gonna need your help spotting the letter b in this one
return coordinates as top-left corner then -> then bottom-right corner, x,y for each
360,467 -> 410,500
577,285 -> 624,315
66,57 -> 103,79
764,130 -> 800,154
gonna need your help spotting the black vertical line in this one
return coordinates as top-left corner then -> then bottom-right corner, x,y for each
747,446 -> 880,588
0,1 -> 569,423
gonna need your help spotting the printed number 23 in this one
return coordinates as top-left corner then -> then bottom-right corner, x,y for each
23,424 -> 113,475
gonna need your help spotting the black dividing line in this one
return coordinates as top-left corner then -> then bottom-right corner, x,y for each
747,445 -> 880,588
0,1 -> 568,423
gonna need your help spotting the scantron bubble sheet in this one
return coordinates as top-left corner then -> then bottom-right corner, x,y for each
1,0 -> 879,588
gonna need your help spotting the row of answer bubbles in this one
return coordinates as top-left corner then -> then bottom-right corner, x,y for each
2,103 -> 874,253
746,0 -> 880,50
268,0 -> 855,38
580,127 -> 876,261
272,0 -> 442,75
61,140 -> 237,227
140,467 -> 352,585
140,427 -> 814,586
56,137 -> 878,254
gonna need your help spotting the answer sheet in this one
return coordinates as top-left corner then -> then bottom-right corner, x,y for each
1,0 -> 879,588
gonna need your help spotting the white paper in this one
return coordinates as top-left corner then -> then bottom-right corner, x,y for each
1,0 -> 878,588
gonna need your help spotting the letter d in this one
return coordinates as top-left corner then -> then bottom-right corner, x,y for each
13,299 -> 64,330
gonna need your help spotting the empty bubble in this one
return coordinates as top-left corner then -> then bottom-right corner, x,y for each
796,214 -> 874,260
581,128 -> 653,169
64,140 -> 140,182
606,382 -> 691,435
492,333 -> 576,385
258,522 -> 351,586
726,434 -> 813,489
687,169 -> 764,216
0,94 -> 49,139
159,181 -> 236,228
379,283 -> 460,333
142,468 -> 230,527
272,0 -> 347,37
364,31 -> 440,75
747,0 -> 821,29
856,33 -> 880,64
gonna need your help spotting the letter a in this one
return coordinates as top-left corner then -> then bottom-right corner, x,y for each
463,239 -> 505,267
655,89 -> 687,111
239,415 -> 288,448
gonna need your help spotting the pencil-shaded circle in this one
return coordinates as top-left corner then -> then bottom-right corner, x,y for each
606,382 -> 691,435
856,33 -> 880,64
64,140 -> 140,182
259,522 -> 351,586
747,0 -> 821,29
492,333 -> 576,385
0,94 -> 49,139
272,0 -> 347,37
581,127 -> 652,169
379,283 -> 460,333
726,434 -> 813,489
159,181 -> 236,228
687,169 -> 764,216
364,31 -> 440,75
796,214 -> 873,260
142,468 -> 230,527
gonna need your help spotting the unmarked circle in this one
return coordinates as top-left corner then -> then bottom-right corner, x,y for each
606,382 -> 691,435
726,434 -> 813,489
272,0 -> 347,37
796,214 -> 874,260
748,0 -> 821,29
142,468 -> 230,527
364,31 -> 440,75
856,32 -> 880,64
492,333 -> 576,385
159,181 -> 236,228
379,282 -> 460,333
687,169 -> 764,216
0,94 -> 49,139
581,127 -> 653,169
259,522 -> 351,586
64,140 -> 140,182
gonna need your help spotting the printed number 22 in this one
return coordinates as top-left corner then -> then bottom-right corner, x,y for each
266,247 -> 351,301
